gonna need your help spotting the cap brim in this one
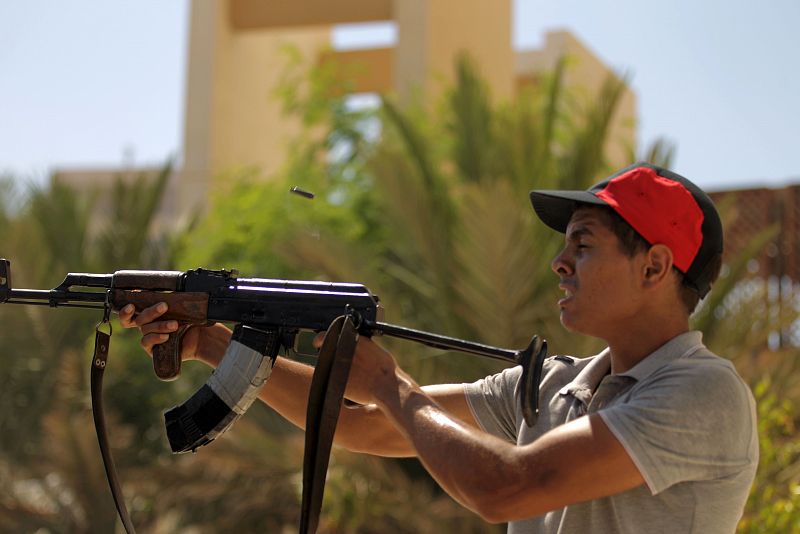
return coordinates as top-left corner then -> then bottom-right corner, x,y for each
529,190 -> 608,232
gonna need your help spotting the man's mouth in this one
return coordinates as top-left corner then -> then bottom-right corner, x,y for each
558,283 -> 575,307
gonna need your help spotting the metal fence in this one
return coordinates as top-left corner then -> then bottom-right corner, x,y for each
709,184 -> 800,346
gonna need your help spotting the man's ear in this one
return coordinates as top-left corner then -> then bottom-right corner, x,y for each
642,244 -> 674,287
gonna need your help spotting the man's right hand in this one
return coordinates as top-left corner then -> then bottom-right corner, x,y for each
118,302 -> 232,368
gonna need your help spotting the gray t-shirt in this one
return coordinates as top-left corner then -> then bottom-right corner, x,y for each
463,331 -> 758,533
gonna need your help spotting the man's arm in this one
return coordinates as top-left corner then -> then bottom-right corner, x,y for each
356,337 -> 645,522
261,359 -> 476,457
120,303 -> 480,458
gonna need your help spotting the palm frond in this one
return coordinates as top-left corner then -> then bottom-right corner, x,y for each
24,178 -> 93,280
558,71 -> 630,189
94,160 -> 174,269
639,137 -> 676,168
446,53 -> 494,184
694,225 -> 780,354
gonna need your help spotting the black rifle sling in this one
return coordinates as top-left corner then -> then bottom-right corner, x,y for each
91,327 -> 137,534
299,315 -> 358,534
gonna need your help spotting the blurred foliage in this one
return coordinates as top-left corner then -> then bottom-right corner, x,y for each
738,380 -> 800,532
0,163 -> 198,532
0,49 -> 798,533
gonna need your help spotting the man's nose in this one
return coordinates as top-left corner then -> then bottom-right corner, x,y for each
551,248 -> 573,276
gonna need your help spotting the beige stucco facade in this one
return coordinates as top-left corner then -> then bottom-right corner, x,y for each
59,0 -> 636,226
515,31 -> 637,173
180,1 -> 332,219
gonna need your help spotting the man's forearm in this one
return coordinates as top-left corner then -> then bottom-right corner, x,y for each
373,367 -> 525,520
191,327 -> 415,456
257,356 -> 314,430
261,356 -> 417,457
372,366 -> 646,523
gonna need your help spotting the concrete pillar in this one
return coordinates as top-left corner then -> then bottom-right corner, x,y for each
394,0 -> 514,103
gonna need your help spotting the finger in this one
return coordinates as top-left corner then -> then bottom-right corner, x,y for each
140,320 -> 179,336
118,304 -> 137,328
141,332 -> 170,356
312,331 -> 326,349
131,302 -> 169,328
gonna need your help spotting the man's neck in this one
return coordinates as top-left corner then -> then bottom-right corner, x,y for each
605,317 -> 690,374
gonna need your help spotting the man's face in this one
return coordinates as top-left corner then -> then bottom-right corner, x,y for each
551,207 -> 647,338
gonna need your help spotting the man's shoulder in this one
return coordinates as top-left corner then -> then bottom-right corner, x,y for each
656,344 -> 743,383
639,343 -> 754,409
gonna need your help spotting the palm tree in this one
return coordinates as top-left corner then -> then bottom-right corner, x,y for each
0,163 -> 186,532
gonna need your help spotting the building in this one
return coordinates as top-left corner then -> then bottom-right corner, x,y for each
58,0 -> 637,225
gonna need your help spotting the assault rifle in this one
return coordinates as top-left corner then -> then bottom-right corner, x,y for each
0,259 -> 547,533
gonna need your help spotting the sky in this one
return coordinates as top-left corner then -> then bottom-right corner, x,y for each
1,0 -> 798,191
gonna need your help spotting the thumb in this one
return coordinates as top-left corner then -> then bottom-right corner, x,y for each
312,331 -> 326,349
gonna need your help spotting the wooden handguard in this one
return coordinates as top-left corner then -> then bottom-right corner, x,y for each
111,289 -> 211,381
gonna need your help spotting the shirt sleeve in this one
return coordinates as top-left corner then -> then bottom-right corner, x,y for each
599,359 -> 757,495
462,366 -> 522,443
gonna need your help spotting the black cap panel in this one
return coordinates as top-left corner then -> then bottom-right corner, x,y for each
529,190 -> 608,233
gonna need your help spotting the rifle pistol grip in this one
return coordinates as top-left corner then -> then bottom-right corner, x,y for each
111,289 -> 211,381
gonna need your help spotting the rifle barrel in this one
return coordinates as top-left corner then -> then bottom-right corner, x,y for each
371,321 -> 519,363
6,288 -> 107,308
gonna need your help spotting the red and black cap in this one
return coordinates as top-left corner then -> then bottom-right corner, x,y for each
529,162 -> 723,298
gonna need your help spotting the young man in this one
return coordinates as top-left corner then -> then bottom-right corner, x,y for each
121,163 -> 758,532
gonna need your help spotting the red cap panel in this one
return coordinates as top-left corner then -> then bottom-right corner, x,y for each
595,167 -> 704,272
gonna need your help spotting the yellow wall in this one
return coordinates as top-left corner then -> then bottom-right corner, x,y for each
393,0 -> 514,103
180,0 -> 330,219
59,0 -> 637,227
